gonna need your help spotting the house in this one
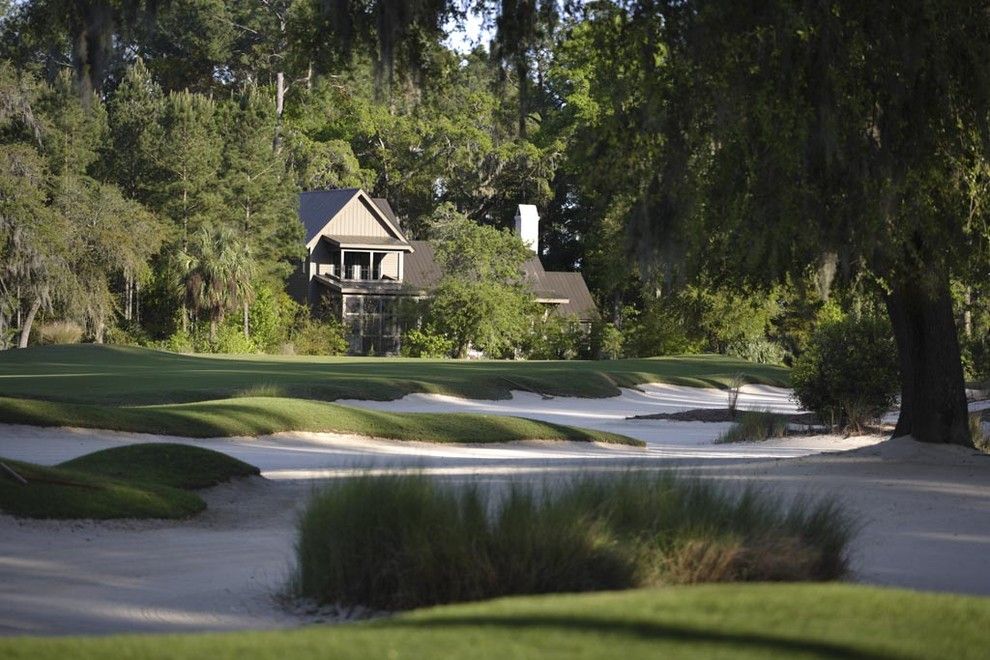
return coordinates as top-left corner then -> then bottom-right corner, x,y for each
293,188 -> 597,354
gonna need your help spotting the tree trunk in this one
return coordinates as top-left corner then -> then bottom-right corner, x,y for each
210,318 -> 218,346
18,299 -> 41,349
274,71 -> 286,153
243,300 -> 249,339
95,320 -> 105,344
885,272 -> 971,446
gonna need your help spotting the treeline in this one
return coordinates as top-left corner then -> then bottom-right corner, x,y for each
0,2 -> 987,393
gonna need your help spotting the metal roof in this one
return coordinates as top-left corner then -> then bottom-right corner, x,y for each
299,189 -> 361,244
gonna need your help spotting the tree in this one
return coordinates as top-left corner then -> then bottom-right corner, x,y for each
577,2 -> 988,446
423,205 -> 536,357
178,223 -> 255,346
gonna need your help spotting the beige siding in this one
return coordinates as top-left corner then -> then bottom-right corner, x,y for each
310,241 -> 336,278
326,197 -> 392,237
379,251 -> 400,279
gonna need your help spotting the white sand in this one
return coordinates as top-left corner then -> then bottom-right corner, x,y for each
0,383 -> 988,635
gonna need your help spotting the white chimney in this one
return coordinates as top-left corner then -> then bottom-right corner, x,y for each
514,204 -> 540,253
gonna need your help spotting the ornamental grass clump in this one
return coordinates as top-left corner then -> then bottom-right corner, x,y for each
716,410 -> 790,444
292,472 -> 854,611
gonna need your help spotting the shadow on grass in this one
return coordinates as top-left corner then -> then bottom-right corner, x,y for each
386,615 -> 893,659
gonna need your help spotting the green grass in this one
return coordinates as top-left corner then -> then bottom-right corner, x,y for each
0,444 -> 259,519
61,443 -> 260,489
0,344 -> 789,406
2,584 -> 989,658
716,410 -> 790,444
0,396 -> 642,445
293,472 -> 852,611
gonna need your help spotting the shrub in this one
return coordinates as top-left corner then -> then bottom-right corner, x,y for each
970,412 -> 989,453
292,472 -> 853,611
791,315 -> 899,430
212,323 -> 258,354
400,327 -> 455,358
526,314 -> 587,360
961,334 -> 990,384
716,410 -> 790,444
161,329 -> 195,354
249,283 -> 306,353
293,318 -> 348,355
592,320 -> 624,360
38,321 -> 83,345
726,338 -> 787,365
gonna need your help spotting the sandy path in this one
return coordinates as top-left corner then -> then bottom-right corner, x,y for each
0,384 -> 987,635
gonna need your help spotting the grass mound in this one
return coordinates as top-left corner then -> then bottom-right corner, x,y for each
716,410 -> 790,444
0,444 -> 259,519
61,443 -> 260,489
0,396 -> 641,445
292,472 -> 853,611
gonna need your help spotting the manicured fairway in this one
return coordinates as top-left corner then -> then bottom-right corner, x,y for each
0,345 -> 789,405
1,584 -> 987,659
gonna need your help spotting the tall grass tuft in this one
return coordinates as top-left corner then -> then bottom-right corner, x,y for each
716,410 -> 789,444
38,321 -> 84,345
292,472 -> 854,611
971,412 -> 989,453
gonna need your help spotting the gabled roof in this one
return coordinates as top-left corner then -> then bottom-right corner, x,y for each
300,189 -> 360,245
541,271 -> 598,321
300,188 -> 410,249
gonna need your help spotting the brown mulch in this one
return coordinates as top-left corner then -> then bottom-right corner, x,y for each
627,409 -> 820,424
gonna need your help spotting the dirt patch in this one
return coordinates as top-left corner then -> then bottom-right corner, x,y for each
628,408 -> 820,424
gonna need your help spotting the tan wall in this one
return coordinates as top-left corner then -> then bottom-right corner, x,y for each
310,240 -> 336,278
326,197 -> 392,237
379,252 -> 401,279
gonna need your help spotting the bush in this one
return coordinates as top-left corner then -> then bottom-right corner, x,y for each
971,412 -> 989,453
38,321 -> 84,345
961,334 -> 990,384
160,329 -> 195,353
716,410 -> 790,444
592,320 -> 624,360
726,338 -> 787,365
292,472 -> 853,611
293,318 -> 348,355
212,323 -> 258,354
526,314 -> 587,360
400,327 -> 455,358
249,283 -> 306,353
791,315 -> 899,430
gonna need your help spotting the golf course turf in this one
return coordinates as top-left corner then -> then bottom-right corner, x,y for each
0,396 -> 642,444
1,583 -> 987,658
0,344 -> 791,442
0,344 -> 789,405
0,444 -> 259,519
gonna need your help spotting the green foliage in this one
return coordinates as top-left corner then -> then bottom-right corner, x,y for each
591,320 -> 624,360
248,282 -> 305,353
792,316 -> 900,430
716,411 -> 790,444
292,318 -> 348,356
292,472 -> 852,611
400,327 -> 454,358
212,322 -> 258,354
424,207 -> 538,357
621,302 -> 701,358
526,314 -> 587,360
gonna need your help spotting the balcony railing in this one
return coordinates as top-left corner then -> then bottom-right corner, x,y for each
324,264 -> 393,282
